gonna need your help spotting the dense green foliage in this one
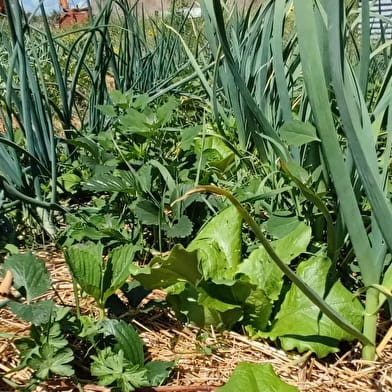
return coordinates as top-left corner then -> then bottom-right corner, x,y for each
1,0 -> 392,388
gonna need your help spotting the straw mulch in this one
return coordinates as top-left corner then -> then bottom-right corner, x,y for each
0,247 -> 391,392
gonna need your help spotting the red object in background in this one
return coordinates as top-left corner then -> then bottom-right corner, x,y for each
58,0 -> 89,28
58,7 -> 89,27
0,0 -> 5,14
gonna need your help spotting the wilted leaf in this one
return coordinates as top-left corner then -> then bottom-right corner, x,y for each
217,362 -> 298,392
131,244 -> 201,289
4,252 -> 51,302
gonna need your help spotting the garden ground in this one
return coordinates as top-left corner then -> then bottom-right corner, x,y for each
0,247 -> 391,392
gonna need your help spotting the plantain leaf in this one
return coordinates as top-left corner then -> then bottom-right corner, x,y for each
102,244 -> 137,303
64,242 -> 103,306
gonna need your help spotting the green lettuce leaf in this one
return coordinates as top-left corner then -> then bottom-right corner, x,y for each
188,206 -> 242,280
238,222 -> 311,300
266,256 -> 364,358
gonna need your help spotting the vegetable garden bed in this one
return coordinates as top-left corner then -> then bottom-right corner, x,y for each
1,247 -> 391,392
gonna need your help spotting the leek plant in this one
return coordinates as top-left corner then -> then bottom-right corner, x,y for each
200,0 -> 392,359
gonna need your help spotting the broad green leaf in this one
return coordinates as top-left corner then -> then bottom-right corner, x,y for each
102,244 -> 136,303
9,300 -> 55,326
97,104 -> 117,117
267,256 -> 364,358
266,215 -> 301,239
217,362 -> 298,392
64,242 -> 103,305
238,222 -> 311,300
181,126 -> 202,151
145,361 -> 174,386
165,215 -> 193,238
195,135 -> 235,171
59,173 -> 81,193
131,245 -> 201,289
197,288 -> 243,329
4,252 -> 51,302
102,319 -> 144,366
165,281 -> 242,329
198,289 -> 241,313
166,282 -> 206,326
121,281 -> 151,308
188,207 -> 242,279
200,278 -> 253,305
110,90 -> 128,107
243,289 -> 273,332
120,109 -> 150,132
156,96 -> 177,126
280,120 -> 320,146
134,199 -> 160,226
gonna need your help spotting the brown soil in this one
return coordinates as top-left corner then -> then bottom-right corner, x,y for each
0,247 -> 391,392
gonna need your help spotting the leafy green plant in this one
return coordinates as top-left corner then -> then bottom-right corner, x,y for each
131,199 -> 364,357
1,251 -> 173,391
64,242 -> 138,317
62,89 -> 234,252
217,362 -> 298,392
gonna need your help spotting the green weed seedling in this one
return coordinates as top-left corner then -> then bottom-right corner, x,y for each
1,251 -> 173,391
